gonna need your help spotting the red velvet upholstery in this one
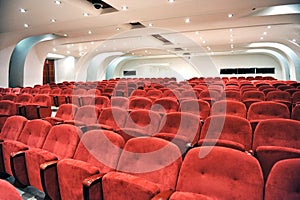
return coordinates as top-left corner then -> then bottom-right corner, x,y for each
146,89 -> 163,102
130,89 -> 146,98
24,124 -> 82,191
152,98 -> 179,114
94,96 -> 110,110
242,90 -> 265,109
292,91 -> 300,105
0,100 -> 17,131
170,146 -> 264,200
56,88 -> 72,106
110,96 -> 129,109
16,93 -> 33,105
117,110 -> 161,141
223,90 -> 241,101
0,179 -> 22,200
2,94 -> 17,101
129,97 -> 152,111
252,119 -> 300,180
102,137 -> 182,200
266,91 -> 291,109
198,115 -> 252,151
154,112 -> 202,146
0,115 -> 27,141
64,105 -> 101,127
179,99 -> 210,121
211,100 -> 247,118
291,104 -> 300,121
2,119 -> 51,175
265,158 -> 300,200
24,94 -> 52,119
43,104 -> 78,125
56,130 -> 125,200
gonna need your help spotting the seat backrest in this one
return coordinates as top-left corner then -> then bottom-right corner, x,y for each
3,94 -> 17,101
0,179 -> 22,200
266,91 -> 291,101
176,146 -> 264,200
86,89 -> 101,96
265,158 -> 300,200
179,99 -> 210,121
252,119 -> 300,150
124,110 -> 161,135
0,100 -> 17,115
116,137 -> 182,191
292,104 -> 300,121
16,94 -> 33,104
242,91 -> 265,101
292,91 -> 300,104
159,112 -> 201,143
74,105 -> 101,125
211,100 -> 247,118
98,107 -> 128,129
55,104 -> 78,120
94,96 -> 110,109
32,94 -> 52,107
146,89 -> 163,98
0,116 -> 27,140
50,88 -> 61,95
17,119 -> 52,148
247,101 -> 290,121
73,130 -> 125,173
224,90 -> 241,101
129,97 -> 152,110
110,96 -> 129,109
152,98 -> 179,114
42,124 -> 82,159
200,115 -> 252,150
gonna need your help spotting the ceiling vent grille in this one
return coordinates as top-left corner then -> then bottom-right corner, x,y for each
151,34 -> 173,45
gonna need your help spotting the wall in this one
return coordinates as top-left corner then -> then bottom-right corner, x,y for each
54,56 -> 76,82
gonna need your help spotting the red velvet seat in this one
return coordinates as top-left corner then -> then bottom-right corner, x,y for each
242,90 -> 265,109
0,179 -> 22,200
87,107 -> 128,132
179,99 -> 210,122
15,93 -> 33,114
2,94 -> 17,102
146,89 -> 163,102
70,88 -> 87,106
64,105 -> 101,127
266,90 -> 291,109
264,158 -> 300,200
43,130 -> 125,200
252,119 -> 300,180
211,100 -> 247,118
93,96 -> 110,110
153,112 -> 202,153
292,91 -> 300,106
247,101 -> 290,131
56,88 -> 72,106
11,124 -> 82,196
110,96 -> 129,109
164,146 -> 263,200
43,104 -> 78,125
223,90 -> 241,101
179,90 -> 198,101
198,115 -> 252,151
152,98 -> 179,114
291,104 -> 300,121
0,100 -> 17,131
1,119 -> 51,176
130,89 -> 146,98
128,97 -> 152,111
117,109 -> 161,142
23,94 -> 52,119
102,137 -> 182,200
199,89 -> 220,106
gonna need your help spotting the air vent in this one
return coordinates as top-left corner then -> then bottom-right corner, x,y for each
183,52 -> 191,56
174,47 -> 184,51
152,34 -> 173,45
129,22 -> 145,29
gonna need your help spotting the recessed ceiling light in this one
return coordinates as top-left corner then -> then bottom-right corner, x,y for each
88,30 -> 92,34
267,25 -> 272,29
228,13 -> 233,18
199,36 -> 203,40
50,19 -> 56,23
24,23 -> 29,28
207,46 -> 211,50
148,23 -> 153,27
230,38 -> 234,42
71,44 -> 74,46
292,39 -> 297,42
121,6 -> 128,10
116,27 -> 120,31
83,12 -> 89,17
19,8 -> 27,13
63,34 -> 68,37
260,36 -> 264,40
229,28 -> 233,32
231,44 -> 234,48
67,51 -> 71,54
54,1 -> 61,5
53,48 -> 57,52
90,41 -> 94,45
185,18 -> 191,23
230,34 -> 233,37
168,0 -> 175,3
195,31 -> 199,35
263,32 -> 267,35
202,40 -> 206,44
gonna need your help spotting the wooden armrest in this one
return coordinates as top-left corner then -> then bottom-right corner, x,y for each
83,173 -> 106,200
152,189 -> 174,200
10,151 -> 29,186
40,160 -> 60,200
40,160 -> 58,171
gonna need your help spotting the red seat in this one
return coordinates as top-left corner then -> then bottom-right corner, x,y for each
110,96 -> 129,109
0,179 -> 22,200
252,119 -> 300,180
223,90 -> 242,101
198,115 -> 252,151
128,97 -> 152,111
211,100 -> 247,118
266,91 -> 291,109
242,90 -> 265,109
146,89 -> 163,102
102,137 -> 182,200
0,100 -> 17,131
43,130 -> 125,200
64,105 -> 101,127
162,146 -> 263,200
291,104 -> 300,121
265,158 -> 300,200
23,94 -> 52,119
43,104 -> 79,125
117,109 -> 161,142
56,88 -> 72,106
11,124 -> 82,195
152,97 -> 179,114
292,91 -> 300,106
179,99 -> 210,122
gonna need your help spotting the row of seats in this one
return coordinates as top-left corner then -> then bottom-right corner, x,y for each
0,115 -> 299,199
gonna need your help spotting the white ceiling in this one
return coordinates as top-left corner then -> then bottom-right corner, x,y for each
0,0 -> 299,58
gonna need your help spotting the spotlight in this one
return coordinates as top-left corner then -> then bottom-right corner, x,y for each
92,0 -> 103,9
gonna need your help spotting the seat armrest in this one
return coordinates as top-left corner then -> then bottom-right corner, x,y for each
10,151 -> 29,186
152,189 -> 174,200
83,173 -> 106,200
40,160 -> 60,200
